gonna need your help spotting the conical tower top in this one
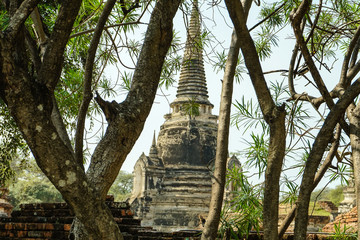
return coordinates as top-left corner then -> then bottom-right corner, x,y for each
171,0 -> 212,107
149,131 -> 158,158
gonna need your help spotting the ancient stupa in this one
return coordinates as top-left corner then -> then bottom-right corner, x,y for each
129,1 -> 231,232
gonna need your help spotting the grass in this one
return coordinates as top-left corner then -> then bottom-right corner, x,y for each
279,202 -> 331,216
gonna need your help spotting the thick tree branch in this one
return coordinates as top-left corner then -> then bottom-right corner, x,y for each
347,60 -> 360,82
225,0 -> 274,120
74,0 -> 117,170
348,97 -> 360,236
30,7 -> 47,44
24,29 -> 41,73
86,0 -> 181,198
37,0 -> 82,91
225,1 -> 286,240
51,95 -> 74,156
5,0 -> 40,39
350,39 -> 360,69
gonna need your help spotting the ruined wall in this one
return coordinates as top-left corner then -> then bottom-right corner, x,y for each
322,207 -> 357,233
0,197 -> 201,240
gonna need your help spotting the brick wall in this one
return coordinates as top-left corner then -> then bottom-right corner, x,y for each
0,196 -> 201,240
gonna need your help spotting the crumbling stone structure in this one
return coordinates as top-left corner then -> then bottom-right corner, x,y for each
338,177 -> 356,214
129,1 -> 240,232
322,207 -> 357,233
0,188 -> 13,218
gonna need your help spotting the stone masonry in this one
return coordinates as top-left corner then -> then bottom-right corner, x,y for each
129,0 -> 239,232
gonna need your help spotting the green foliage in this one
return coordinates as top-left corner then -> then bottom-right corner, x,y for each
232,97 -> 267,133
0,6 -> 9,31
243,133 -> 269,177
219,168 -> 262,239
160,32 -> 182,89
311,185 -> 345,206
331,223 -> 357,240
213,50 -> 245,83
0,101 -> 30,186
281,177 -> 299,206
8,160 -> 63,208
328,162 -> 352,186
182,97 -> 200,120
254,25 -> 279,61
108,171 -> 133,202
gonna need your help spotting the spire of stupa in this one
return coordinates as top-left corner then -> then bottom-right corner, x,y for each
149,131 -> 158,158
171,0 -> 212,107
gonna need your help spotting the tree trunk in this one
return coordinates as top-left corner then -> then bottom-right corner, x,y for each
200,2 -> 252,239
200,30 -> 238,240
348,104 -> 360,240
69,205 -> 123,240
263,107 -> 286,240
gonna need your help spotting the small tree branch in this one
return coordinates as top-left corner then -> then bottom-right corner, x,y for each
290,1 -> 333,109
94,92 -> 119,122
290,1 -> 350,135
70,0 -> 151,39
70,21 -> 146,38
339,25 -> 360,87
248,3 -> 285,32
74,0 -> 117,170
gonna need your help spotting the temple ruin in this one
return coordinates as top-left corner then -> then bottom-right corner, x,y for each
129,1 -> 240,232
